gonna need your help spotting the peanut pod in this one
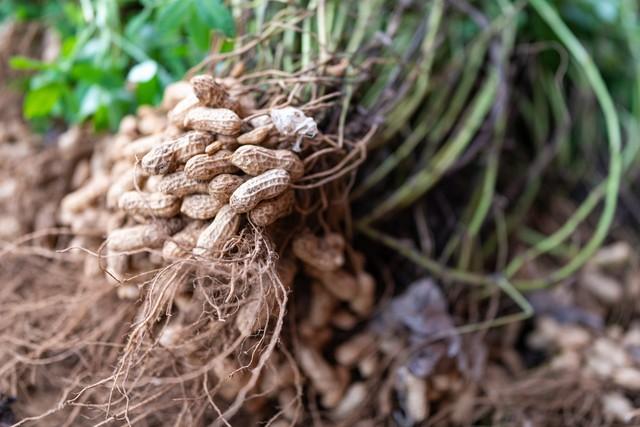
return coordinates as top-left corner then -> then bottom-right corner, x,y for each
248,190 -> 294,226
237,124 -> 273,145
184,150 -> 238,180
118,191 -> 180,217
231,145 -> 304,180
123,134 -> 164,161
168,94 -> 199,127
162,81 -> 195,110
171,130 -> 212,162
229,169 -> 290,213
193,205 -> 240,255
107,218 -> 183,252
141,141 -> 176,175
181,194 -> 224,220
190,75 -> 229,107
292,231 -> 345,271
162,221 -> 205,260
157,171 -> 209,197
183,107 -> 242,135
207,174 -> 246,202
60,175 -> 110,214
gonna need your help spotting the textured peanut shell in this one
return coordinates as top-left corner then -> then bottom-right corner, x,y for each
190,75 -> 229,107
184,150 -> 237,180
141,141 -> 176,175
237,124 -> 273,145
123,134 -> 164,160
171,130 -> 212,162
168,94 -> 199,127
207,174 -> 246,202
107,218 -> 183,252
162,221 -> 205,260
118,191 -> 180,217
183,107 -> 243,135
231,145 -> 304,180
107,169 -> 140,209
248,190 -> 294,226
180,194 -> 224,220
157,171 -> 209,197
193,205 -> 240,255
229,169 -> 290,213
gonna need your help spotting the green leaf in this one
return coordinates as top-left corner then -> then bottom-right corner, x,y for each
78,85 -> 110,119
186,5 -> 212,52
135,75 -> 162,105
125,8 -> 153,40
220,38 -> 235,53
24,84 -> 63,118
61,36 -> 78,58
93,104 -> 111,131
70,62 -> 110,84
9,56 -> 50,71
156,0 -> 193,34
29,69 -> 64,90
194,0 -> 235,37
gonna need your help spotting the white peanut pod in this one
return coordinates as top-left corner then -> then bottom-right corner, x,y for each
157,171 -> 209,197
193,205 -> 240,255
180,194 -> 224,220
184,150 -> 238,180
229,169 -> 291,213
118,191 -> 180,217
248,190 -> 294,226
107,218 -> 183,252
207,174 -> 246,202
183,107 -> 243,135
230,145 -> 304,180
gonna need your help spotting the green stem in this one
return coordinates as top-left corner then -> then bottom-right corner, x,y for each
512,0 -> 622,288
358,224 -> 491,286
359,70 -> 499,224
353,36 -> 489,199
380,0 -> 444,140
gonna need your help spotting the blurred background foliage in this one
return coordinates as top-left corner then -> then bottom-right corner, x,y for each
1,0 -> 235,131
0,0 -> 636,138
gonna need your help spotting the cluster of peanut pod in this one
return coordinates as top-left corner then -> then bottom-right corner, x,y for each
59,74 -> 316,284
56,72 -> 380,422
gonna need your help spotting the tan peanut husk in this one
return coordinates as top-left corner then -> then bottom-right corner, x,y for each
229,169 -> 291,213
